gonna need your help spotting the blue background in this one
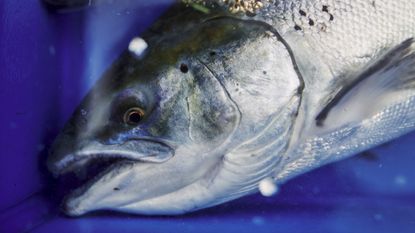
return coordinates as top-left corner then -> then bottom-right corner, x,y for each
1,1 -> 414,232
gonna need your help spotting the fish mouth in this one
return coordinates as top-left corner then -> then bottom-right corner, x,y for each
61,156 -> 135,197
48,138 -> 175,215
49,138 -> 174,175
53,151 -> 137,177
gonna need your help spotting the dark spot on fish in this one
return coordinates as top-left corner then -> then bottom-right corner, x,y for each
180,63 -> 189,73
308,19 -> 315,26
246,11 -> 257,17
358,151 -> 379,162
263,70 -> 267,75
319,23 -> 327,32
113,187 -> 120,191
371,1 -> 376,8
321,5 -> 334,21
299,9 -> 306,16
209,51 -> 216,56
294,25 -> 302,31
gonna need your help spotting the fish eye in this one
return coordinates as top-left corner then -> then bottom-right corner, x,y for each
180,63 -> 189,73
123,107 -> 145,125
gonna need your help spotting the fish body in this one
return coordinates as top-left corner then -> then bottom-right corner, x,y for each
48,0 -> 415,216
252,0 -> 415,180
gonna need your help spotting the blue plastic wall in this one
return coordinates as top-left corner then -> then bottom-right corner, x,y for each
1,1 -> 414,233
1,0 -> 61,210
0,0 -> 174,213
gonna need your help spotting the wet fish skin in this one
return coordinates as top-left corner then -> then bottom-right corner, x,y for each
248,0 -> 415,181
47,1 -> 415,216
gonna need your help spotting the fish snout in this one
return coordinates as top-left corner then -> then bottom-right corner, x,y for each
47,131 -> 75,176
47,118 -> 95,177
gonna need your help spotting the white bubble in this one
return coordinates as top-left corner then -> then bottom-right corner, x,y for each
252,216 -> 265,225
49,45 -> 56,55
9,122 -> 17,129
373,213 -> 383,221
259,177 -> 278,197
394,175 -> 407,186
128,37 -> 148,58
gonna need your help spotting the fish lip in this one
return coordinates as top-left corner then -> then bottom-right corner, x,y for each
48,138 -> 175,176
47,136 -> 175,215
62,159 -> 137,216
50,151 -> 136,176
48,137 -> 175,216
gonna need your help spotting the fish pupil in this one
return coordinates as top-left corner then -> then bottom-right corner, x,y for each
124,107 -> 144,125
180,63 -> 189,73
128,112 -> 142,124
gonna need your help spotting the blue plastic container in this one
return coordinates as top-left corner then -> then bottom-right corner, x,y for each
1,1 -> 414,232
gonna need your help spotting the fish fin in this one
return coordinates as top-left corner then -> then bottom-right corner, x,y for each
316,38 -> 415,128
273,39 -> 415,182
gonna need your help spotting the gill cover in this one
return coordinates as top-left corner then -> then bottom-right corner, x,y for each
49,4 -> 302,215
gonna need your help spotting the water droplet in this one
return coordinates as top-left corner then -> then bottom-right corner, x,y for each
80,109 -> 88,116
373,213 -> 383,221
9,122 -> 17,129
259,177 -> 279,197
128,37 -> 148,58
252,216 -> 265,225
48,45 -> 56,55
394,175 -> 407,186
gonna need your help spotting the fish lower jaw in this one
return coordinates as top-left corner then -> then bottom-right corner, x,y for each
62,189 -> 87,217
60,159 -> 137,216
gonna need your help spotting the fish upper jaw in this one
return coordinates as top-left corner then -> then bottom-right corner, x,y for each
48,138 -> 175,176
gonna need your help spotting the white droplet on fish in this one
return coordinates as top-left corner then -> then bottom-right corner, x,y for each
258,177 -> 278,197
128,37 -> 148,58
80,109 -> 88,116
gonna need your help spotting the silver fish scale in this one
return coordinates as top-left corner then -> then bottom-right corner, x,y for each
242,0 -> 415,181
258,0 -> 415,78
276,94 -> 415,181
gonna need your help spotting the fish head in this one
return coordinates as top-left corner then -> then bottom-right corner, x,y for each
48,14 -> 301,216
